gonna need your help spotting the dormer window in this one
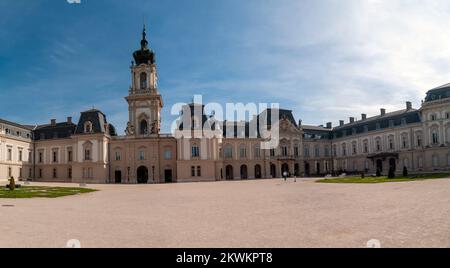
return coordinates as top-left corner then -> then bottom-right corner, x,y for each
431,114 -> 437,121
140,72 -> 147,89
84,121 -> 93,133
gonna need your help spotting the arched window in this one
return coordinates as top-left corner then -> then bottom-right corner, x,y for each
352,142 -> 357,155
375,138 -> 382,152
431,129 -> 439,145
401,134 -> 408,149
84,121 -> 93,133
140,72 -> 147,89
388,135 -> 395,150
363,140 -> 369,153
224,144 -> 233,159
341,143 -> 347,156
140,119 -> 148,135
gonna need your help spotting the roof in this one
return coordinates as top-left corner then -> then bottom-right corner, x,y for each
424,83 -> 450,102
0,118 -> 34,130
33,122 -> 77,141
75,109 -> 109,134
332,108 -> 421,138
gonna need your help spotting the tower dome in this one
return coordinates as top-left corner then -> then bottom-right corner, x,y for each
133,25 -> 156,65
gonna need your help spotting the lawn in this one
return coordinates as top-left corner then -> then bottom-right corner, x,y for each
316,173 -> 450,184
0,186 -> 97,199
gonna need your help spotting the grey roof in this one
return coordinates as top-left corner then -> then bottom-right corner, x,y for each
425,83 -> 450,102
75,109 -> 108,134
33,122 -> 76,141
332,108 -> 421,138
0,118 -> 34,130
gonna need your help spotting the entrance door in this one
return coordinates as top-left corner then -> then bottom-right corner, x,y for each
226,165 -> 234,180
389,158 -> 396,172
304,162 -> 310,176
114,170 -> 122,184
240,165 -> 248,179
137,166 -> 149,184
281,163 -> 289,176
316,163 -> 320,175
376,159 -> 383,172
164,169 -> 173,183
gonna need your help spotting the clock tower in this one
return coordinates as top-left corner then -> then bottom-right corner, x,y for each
125,25 -> 163,137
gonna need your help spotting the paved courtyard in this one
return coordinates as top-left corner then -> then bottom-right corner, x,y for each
0,178 -> 449,248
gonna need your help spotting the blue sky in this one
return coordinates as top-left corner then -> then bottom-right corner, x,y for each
1,0 -> 450,133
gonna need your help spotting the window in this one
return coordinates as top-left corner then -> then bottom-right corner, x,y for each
191,145 -> 200,158
342,144 -> 347,156
254,146 -> 261,159
197,166 -> 201,177
240,146 -> 247,159
389,120 -> 394,127
431,114 -> 437,121
333,145 -> 337,157
432,131 -> 439,145
140,72 -> 147,89
115,151 -> 121,161
402,135 -> 408,149
39,152 -> 43,163
270,148 -> 276,157
375,138 -> 381,152
19,168 -> 22,178
84,149 -> 91,161
432,155 -> 439,167
53,168 -> 57,179
139,150 -> 145,161
84,121 -> 93,133
164,150 -> 172,160
304,146 -> 310,158
19,150 -> 23,161
294,146 -> 299,157
363,140 -> 368,153
281,146 -> 288,157
28,151 -> 32,163
224,145 -> 233,159
416,134 -> 423,147
446,112 -> 450,119
352,142 -> 357,155
7,148 -> 12,161
324,146 -> 330,157
315,145 -> 320,158
53,150 -> 58,163
140,119 -> 148,135
389,136 -> 394,150
68,150 -> 73,162
28,168 -> 32,178
191,166 -> 196,177
8,167 -> 12,177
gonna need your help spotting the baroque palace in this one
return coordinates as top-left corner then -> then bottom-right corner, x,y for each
1,27 -> 450,184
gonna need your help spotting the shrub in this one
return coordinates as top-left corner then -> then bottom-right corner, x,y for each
388,167 -> 395,179
403,166 -> 408,177
8,176 -> 16,191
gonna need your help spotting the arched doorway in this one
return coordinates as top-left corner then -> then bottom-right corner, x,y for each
137,166 -> 148,184
225,165 -> 234,180
376,159 -> 383,173
270,164 -> 277,178
304,162 -> 310,177
240,165 -> 248,179
281,163 -> 289,176
389,158 -> 396,172
294,164 -> 300,176
254,164 -> 262,179
114,170 -> 122,184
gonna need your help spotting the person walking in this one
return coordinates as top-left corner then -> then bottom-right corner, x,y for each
283,171 -> 288,181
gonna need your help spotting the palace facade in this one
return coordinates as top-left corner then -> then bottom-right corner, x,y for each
1,27 -> 450,184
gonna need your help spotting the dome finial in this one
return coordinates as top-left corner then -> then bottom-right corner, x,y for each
140,22 -> 148,49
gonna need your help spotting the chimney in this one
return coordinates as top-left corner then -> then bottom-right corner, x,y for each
406,101 -> 412,110
67,117 -> 73,124
51,119 -> 56,126
339,120 -> 344,127
349,117 -> 355,124
326,122 -> 332,129
380,108 -> 386,116
361,114 -> 367,120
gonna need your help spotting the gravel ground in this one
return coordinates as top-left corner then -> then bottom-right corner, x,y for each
0,178 -> 449,248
